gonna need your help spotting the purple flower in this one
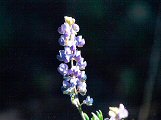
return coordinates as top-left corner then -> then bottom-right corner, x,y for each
78,71 -> 87,80
72,24 -> 80,32
71,45 -> 77,53
74,50 -> 82,61
58,35 -> 66,46
60,23 -> 71,35
77,58 -> 87,70
58,27 -> 64,34
70,77 -> 79,86
64,37 -> 77,47
64,47 -> 72,55
76,35 -> 85,47
57,63 -> 68,76
57,47 -> 74,63
68,66 -> 80,77
62,80 -> 71,88
58,34 -> 71,46
83,96 -> 93,106
57,50 -> 71,63
77,81 -> 87,96
61,80 -> 75,95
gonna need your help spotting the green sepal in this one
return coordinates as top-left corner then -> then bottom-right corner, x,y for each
83,112 -> 89,120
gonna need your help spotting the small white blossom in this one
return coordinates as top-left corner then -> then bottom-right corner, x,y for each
109,104 -> 128,120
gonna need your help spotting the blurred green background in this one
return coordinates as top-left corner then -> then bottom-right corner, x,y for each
0,0 -> 161,120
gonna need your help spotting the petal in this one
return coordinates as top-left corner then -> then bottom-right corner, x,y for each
64,16 -> 75,25
58,27 -> 64,34
72,24 -> 79,32
109,111 -> 116,118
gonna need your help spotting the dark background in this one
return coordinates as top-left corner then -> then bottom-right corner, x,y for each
0,0 -> 161,120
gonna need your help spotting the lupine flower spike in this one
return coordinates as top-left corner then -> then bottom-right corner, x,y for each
57,16 -> 93,120
57,16 -> 128,120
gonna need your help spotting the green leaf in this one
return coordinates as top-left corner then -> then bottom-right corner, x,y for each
96,111 -> 100,118
91,112 -> 99,120
83,112 -> 89,120
98,110 -> 103,120
90,110 -> 104,120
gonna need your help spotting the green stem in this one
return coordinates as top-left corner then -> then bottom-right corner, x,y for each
73,93 -> 85,120
77,105 -> 85,120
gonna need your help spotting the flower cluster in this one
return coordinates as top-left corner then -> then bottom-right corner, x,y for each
57,16 -> 93,106
57,16 -> 128,120
108,104 -> 128,120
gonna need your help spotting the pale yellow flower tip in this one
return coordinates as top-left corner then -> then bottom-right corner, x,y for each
109,107 -> 119,114
109,110 -> 117,117
64,16 -> 75,25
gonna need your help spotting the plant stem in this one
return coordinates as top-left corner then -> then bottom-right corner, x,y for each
71,52 -> 84,120
77,105 -> 85,120
72,90 -> 85,120
71,59 -> 73,67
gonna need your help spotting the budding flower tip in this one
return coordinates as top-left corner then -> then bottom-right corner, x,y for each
64,16 -> 75,25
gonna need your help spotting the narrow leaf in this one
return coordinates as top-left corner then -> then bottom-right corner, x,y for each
91,112 -> 99,120
83,112 -> 89,120
99,110 -> 103,120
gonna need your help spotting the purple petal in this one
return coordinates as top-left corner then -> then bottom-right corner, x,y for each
58,27 -> 64,34
57,63 -> 68,75
77,81 -> 87,96
72,24 -> 79,32
76,35 -> 85,47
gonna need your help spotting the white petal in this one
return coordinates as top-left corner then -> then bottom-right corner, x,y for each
109,111 -> 116,117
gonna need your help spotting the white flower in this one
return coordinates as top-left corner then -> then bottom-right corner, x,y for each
118,104 -> 128,119
109,104 -> 128,120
